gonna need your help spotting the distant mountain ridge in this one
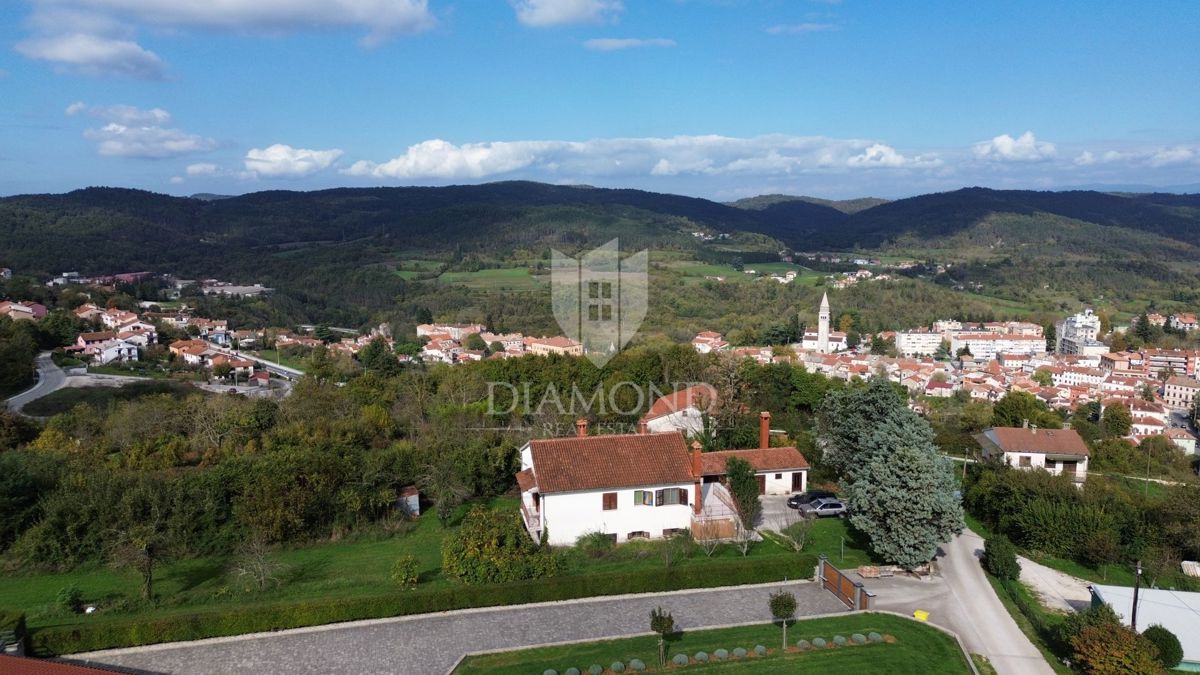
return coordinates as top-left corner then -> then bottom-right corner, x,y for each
729,194 -> 889,214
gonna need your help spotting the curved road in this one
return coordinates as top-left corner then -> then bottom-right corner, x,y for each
5,351 -> 65,413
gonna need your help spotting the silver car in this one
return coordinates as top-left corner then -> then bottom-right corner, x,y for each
798,497 -> 847,518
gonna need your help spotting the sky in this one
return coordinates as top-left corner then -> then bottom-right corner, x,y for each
1,0 -> 1198,200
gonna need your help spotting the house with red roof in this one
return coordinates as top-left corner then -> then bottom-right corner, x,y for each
976,426 -> 1089,482
516,413 -> 808,545
638,383 -> 718,435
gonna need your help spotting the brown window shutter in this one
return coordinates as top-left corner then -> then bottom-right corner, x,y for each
679,488 -> 688,505
602,492 -> 617,510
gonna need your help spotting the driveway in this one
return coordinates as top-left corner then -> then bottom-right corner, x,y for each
69,581 -> 846,675
1018,555 -> 1091,613
5,351 -> 64,413
870,529 -> 1055,675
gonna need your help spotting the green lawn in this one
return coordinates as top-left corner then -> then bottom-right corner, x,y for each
455,614 -> 971,674
255,348 -> 309,373
21,381 -> 202,417
87,363 -> 172,379
4,497 -> 805,635
802,518 -> 880,568
438,267 -> 544,291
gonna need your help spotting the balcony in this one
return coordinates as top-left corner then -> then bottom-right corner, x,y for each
520,501 -> 541,539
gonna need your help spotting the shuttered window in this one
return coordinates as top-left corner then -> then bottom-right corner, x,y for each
634,490 -> 655,506
654,488 -> 689,506
602,492 -> 618,510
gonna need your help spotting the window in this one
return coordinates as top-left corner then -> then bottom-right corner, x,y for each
662,528 -> 685,537
627,531 -> 650,540
633,490 -> 655,506
1045,459 -> 1057,469
1018,455 -> 1032,467
774,473 -> 782,480
654,488 -> 689,506
602,492 -> 617,510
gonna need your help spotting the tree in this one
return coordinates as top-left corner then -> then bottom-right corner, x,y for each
1071,624 -> 1163,675
1142,625 -> 1182,670
983,536 -> 1020,581
725,457 -> 761,528
417,457 -> 472,527
110,523 -> 169,601
1032,370 -> 1054,387
212,362 -> 232,380
440,506 -> 559,584
956,345 -> 973,358
358,337 -> 401,376
768,590 -> 797,650
1101,403 -> 1132,439
845,330 -> 861,349
935,339 -> 951,361
463,332 -> 487,352
649,607 -> 675,667
233,538 -> 286,591
816,377 -> 915,480
1044,323 -> 1057,353
991,391 -> 1061,429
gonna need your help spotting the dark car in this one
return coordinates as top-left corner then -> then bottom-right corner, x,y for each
786,490 -> 837,509
798,497 -> 848,518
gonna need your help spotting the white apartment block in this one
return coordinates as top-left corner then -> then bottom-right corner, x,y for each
896,331 -> 945,357
951,333 -> 1046,360
1056,309 -> 1103,355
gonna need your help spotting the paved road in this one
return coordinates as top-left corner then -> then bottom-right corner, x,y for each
872,529 -> 1055,675
5,351 -> 65,412
69,581 -> 845,675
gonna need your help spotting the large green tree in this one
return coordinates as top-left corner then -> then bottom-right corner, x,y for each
991,390 -> 1061,429
725,457 -> 761,527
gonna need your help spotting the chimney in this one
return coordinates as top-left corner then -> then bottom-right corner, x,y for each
1031,424 -> 1037,435
691,440 -> 702,477
638,420 -> 648,435
759,411 -> 771,449
691,440 -> 703,515
575,418 -> 588,437
1022,418 -> 1029,429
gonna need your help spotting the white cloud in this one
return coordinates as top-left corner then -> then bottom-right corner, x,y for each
69,103 -> 216,158
1073,151 -> 1095,166
766,23 -> 839,34
244,144 -> 344,178
343,134 -> 943,181
584,37 -> 674,51
973,131 -> 1056,162
512,0 -> 622,27
15,33 -> 165,79
186,162 -> 219,176
1149,146 -> 1196,168
169,176 -> 184,184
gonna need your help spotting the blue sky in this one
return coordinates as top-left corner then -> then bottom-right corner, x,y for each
1,0 -> 1198,199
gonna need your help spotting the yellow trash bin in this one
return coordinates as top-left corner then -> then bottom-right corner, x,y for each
913,610 -> 930,622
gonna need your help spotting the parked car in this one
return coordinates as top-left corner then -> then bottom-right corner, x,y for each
798,497 -> 847,518
786,490 -> 836,509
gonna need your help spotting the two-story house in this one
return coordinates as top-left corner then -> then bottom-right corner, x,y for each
976,426 -> 1089,482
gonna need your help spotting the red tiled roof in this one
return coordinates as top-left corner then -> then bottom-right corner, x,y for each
515,468 -> 537,492
0,655 -> 122,674
640,383 -> 718,423
77,331 -> 116,342
700,447 -> 809,475
981,427 -> 1090,456
527,432 -> 694,493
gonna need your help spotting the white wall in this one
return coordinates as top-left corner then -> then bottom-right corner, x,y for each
646,408 -> 705,435
761,470 -> 806,495
542,484 -> 695,546
1002,451 -> 1089,477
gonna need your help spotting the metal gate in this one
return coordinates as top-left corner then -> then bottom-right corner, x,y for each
818,555 -> 873,610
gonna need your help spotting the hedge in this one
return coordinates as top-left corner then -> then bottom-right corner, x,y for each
32,555 -> 815,656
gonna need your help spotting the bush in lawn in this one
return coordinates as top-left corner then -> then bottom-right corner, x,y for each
564,668 -> 580,675
649,606 -> 675,668
389,554 -> 419,590
672,654 -> 689,666
629,658 -> 646,671
610,662 -> 625,673
714,648 -> 729,660
833,635 -> 847,646
754,645 -> 766,656
542,670 -> 557,675
796,639 -> 811,650
1056,602 -> 1119,653
1143,624 -> 1183,669
733,647 -> 747,658
588,665 -> 603,675
811,638 -> 827,649
694,652 -> 708,662
576,530 -> 616,559
868,632 -> 883,643
1071,624 -> 1161,675
982,536 -> 1021,581
441,506 -> 562,584
852,633 -> 867,644
56,585 -> 84,614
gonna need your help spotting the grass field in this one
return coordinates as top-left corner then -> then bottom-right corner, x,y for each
3,497 -> 809,635
391,259 -> 443,279
454,614 -> 971,674
86,363 -> 172,379
21,381 -> 202,417
801,518 -> 880,568
255,348 -> 309,373
438,267 -> 545,291
669,261 -> 822,286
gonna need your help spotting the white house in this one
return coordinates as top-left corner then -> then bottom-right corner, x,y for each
517,415 -> 808,546
638,383 -> 718,435
94,339 -> 139,365
976,426 -> 1089,482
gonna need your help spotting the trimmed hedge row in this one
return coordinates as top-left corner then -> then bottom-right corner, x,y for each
33,555 -> 815,656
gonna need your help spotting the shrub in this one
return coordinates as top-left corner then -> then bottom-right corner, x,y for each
733,647 -> 747,658
441,507 -> 562,584
672,654 -> 689,666
629,658 -> 646,671
754,645 -> 767,656
389,555 -> 419,589
56,585 -> 84,614
811,638 -> 827,648
833,635 -> 847,646
868,632 -> 883,643
29,555 -> 814,656
1072,624 -> 1161,675
983,536 -> 1021,581
694,651 -> 708,662
1143,624 -> 1183,669
543,670 -> 557,675
852,633 -> 867,644
588,665 -> 603,675
1056,602 -> 1119,653
576,531 -> 616,559
796,639 -> 811,650
565,668 -> 580,675
610,662 -> 625,673
714,648 -> 729,660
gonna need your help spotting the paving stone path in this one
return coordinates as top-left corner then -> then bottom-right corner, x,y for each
69,580 -> 845,675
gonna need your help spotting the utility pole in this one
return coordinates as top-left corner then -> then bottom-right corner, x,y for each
1131,560 -> 1143,631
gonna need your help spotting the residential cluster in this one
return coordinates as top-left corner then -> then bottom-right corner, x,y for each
416,323 -> 583,364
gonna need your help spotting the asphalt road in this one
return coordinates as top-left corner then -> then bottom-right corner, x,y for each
5,351 -> 65,412
69,581 -> 846,675
872,529 -> 1055,675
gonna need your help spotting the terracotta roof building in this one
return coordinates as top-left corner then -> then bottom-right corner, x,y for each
977,426 -> 1089,481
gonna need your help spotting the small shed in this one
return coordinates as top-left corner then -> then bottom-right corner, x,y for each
399,485 -> 420,517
